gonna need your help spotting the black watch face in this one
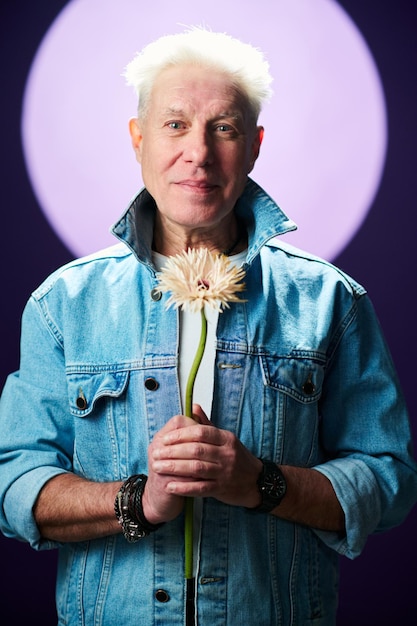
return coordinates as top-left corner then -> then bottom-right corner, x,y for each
258,463 -> 287,512
263,470 -> 286,499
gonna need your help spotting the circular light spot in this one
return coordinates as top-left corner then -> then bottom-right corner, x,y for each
21,0 -> 386,260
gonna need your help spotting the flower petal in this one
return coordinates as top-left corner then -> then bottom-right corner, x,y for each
157,248 -> 246,312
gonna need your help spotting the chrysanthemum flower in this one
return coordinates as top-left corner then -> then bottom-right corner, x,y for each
156,248 -> 246,313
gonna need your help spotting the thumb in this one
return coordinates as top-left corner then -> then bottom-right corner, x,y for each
192,403 -> 211,425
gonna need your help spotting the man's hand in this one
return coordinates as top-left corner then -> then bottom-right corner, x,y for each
146,404 -> 262,516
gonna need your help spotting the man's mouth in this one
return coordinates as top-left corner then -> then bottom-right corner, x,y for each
176,179 -> 218,191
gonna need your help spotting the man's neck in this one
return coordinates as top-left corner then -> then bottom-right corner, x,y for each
152,213 -> 246,257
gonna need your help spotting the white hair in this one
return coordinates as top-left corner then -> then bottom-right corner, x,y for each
123,27 -> 273,121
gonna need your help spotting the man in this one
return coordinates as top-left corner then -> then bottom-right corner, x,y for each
0,28 -> 416,626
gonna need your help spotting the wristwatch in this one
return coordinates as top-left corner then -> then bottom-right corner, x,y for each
250,459 -> 287,513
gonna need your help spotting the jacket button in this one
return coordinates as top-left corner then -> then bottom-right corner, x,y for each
144,377 -> 159,391
155,589 -> 170,603
150,288 -> 162,301
302,376 -> 315,395
76,389 -> 87,409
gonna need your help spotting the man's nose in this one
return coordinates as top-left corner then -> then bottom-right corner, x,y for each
183,128 -> 214,166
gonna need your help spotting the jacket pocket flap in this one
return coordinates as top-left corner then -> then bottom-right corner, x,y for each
67,370 -> 129,416
261,356 -> 324,403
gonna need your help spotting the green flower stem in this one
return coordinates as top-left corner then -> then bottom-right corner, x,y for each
185,308 -> 208,419
184,307 -> 208,580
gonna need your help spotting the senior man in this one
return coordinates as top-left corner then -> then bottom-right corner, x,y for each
0,28 -> 416,626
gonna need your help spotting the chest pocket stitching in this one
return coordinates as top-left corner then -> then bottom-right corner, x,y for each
260,355 -> 324,404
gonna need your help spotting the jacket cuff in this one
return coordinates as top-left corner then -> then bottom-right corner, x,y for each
312,457 -> 381,559
3,467 -> 68,551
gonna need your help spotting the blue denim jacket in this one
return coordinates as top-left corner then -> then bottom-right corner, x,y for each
1,179 -> 416,625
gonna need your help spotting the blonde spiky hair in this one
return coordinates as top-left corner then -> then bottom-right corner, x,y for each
123,26 -> 273,121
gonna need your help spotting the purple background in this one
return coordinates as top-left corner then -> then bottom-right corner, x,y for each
0,1 -> 416,624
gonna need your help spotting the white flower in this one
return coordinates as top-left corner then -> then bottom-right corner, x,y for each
157,248 -> 246,313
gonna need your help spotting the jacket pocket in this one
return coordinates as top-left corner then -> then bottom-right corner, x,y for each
66,368 -> 130,480
260,354 -> 325,466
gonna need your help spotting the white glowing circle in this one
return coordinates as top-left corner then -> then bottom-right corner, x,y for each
22,0 -> 387,260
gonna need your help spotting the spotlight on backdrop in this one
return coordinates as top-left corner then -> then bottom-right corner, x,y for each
21,0 -> 387,260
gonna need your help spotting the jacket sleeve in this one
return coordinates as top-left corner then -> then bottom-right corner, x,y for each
312,293 -> 417,559
0,295 -> 73,550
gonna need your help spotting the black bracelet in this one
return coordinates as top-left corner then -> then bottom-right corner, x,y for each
114,474 -> 164,543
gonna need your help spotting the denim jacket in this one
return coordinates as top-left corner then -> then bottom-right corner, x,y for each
1,179 -> 416,625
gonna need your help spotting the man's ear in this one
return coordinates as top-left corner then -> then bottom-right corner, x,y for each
247,126 -> 264,174
129,117 -> 143,163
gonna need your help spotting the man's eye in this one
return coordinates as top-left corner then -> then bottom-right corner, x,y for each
215,124 -> 239,137
167,121 -> 183,130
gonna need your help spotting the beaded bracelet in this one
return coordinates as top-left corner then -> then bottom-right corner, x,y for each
114,474 -> 164,543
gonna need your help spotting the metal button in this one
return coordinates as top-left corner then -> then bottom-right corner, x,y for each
76,389 -> 87,410
155,589 -> 170,603
144,377 -> 159,391
302,375 -> 315,395
150,288 -> 162,301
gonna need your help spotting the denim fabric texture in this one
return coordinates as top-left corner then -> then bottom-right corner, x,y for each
1,178 -> 416,625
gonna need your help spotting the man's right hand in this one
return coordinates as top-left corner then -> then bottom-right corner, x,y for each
143,413 -> 200,525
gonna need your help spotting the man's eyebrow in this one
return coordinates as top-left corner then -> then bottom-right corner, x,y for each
160,106 -> 185,117
159,108 -> 244,119
215,112 -> 243,121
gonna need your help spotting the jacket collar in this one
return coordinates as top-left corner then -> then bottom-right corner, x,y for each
111,177 -> 297,266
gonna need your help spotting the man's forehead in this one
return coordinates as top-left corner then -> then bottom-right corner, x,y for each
150,76 -> 247,116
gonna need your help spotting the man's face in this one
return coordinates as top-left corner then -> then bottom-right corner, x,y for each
129,64 -> 263,234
